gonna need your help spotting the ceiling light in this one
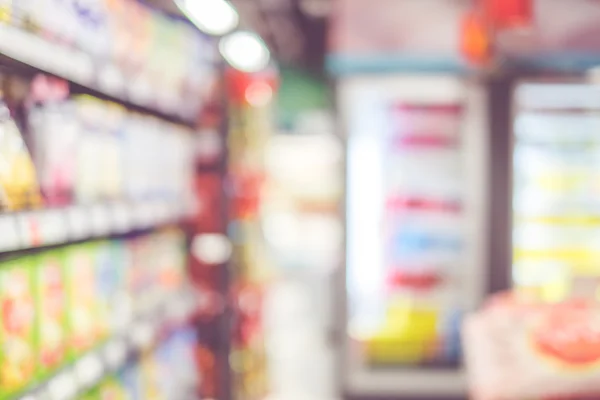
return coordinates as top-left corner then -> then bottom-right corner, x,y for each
176,0 -> 239,36
219,31 -> 271,72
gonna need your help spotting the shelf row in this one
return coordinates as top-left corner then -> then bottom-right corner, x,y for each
0,199 -> 194,253
0,24 -> 212,125
16,289 -> 199,400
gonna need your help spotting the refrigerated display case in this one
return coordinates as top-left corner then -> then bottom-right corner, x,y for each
511,81 -> 600,300
338,75 -> 489,398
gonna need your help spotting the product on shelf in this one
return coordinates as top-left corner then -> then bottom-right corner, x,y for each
26,88 -> 196,207
82,326 -> 200,400
0,95 -> 42,211
94,240 -> 124,340
0,229 -> 189,397
35,250 -> 67,377
0,257 -> 36,397
512,85 -> 600,301
28,97 -> 79,206
464,292 -> 600,400
64,243 -> 98,357
1,0 -> 215,117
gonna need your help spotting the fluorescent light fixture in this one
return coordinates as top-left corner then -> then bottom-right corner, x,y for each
219,31 -> 270,72
176,0 -> 239,36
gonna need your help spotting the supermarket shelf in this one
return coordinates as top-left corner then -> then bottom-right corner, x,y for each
16,290 -> 199,400
0,199 -> 191,253
0,24 -> 200,126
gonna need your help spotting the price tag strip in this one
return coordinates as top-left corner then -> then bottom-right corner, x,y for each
0,214 -> 20,252
0,198 -> 187,254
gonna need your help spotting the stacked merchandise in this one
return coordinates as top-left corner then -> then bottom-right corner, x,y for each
0,0 -> 214,119
0,0 -> 212,393
0,229 -> 197,399
227,69 -> 276,400
189,95 -> 229,400
512,83 -> 600,302
26,81 -> 196,208
80,328 -> 200,400
358,103 -> 464,366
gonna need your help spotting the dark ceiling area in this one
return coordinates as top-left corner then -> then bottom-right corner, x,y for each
150,0 -> 329,74
230,0 -> 329,73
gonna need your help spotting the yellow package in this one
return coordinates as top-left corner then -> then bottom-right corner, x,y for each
0,99 -> 42,211
365,300 -> 440,364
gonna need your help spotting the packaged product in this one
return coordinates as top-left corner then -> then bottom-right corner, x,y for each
119,362 -> 142,400
463,292 -> 600,400
0,97 -> 42,211
94,240 -> 128,339
34,250 -> 67,377
155,229 -> 186,298
0,0 -> 10,23
364,299 -> 441,365
64,244 -> 98,357
139,351 -> 164,400
128,235 -> 161,314
28,100 -> 79,206
72,0 -> 111,59
79,389 -> 98,400
74,96 -> 107,203
97,376 -> 127,400
0,257 -> 36,397
107,240 -> 132,333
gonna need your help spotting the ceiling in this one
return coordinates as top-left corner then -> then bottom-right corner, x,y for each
151,0 -> 330,73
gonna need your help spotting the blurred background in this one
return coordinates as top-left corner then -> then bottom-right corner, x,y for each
1,1 -> 600,400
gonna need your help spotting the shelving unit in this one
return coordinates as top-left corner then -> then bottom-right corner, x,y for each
0,23 -> 214,126
14,289 -> 199,400
0,199 -> 194,253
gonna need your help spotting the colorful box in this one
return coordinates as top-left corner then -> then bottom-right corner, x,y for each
34,250 -> 67,377
64,244 -> 98,358
0,257 -> 37,398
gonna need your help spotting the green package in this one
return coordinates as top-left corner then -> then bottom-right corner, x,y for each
34,250 -> 67,379
63,243 -> 98,360
0,256 -> 37,399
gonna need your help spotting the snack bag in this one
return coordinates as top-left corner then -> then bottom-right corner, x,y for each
0,257 -> 36,397
35,250 -> 67,377
0,0 -> 11,23
463,292 -> 600,400
64,244 -> 98,357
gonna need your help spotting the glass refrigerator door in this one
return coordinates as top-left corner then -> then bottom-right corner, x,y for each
340,75 -> 488,397
512,82 -> 600,301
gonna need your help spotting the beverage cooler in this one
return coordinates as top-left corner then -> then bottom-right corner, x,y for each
337,75 -> 489,399
511,81 -> 600,300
